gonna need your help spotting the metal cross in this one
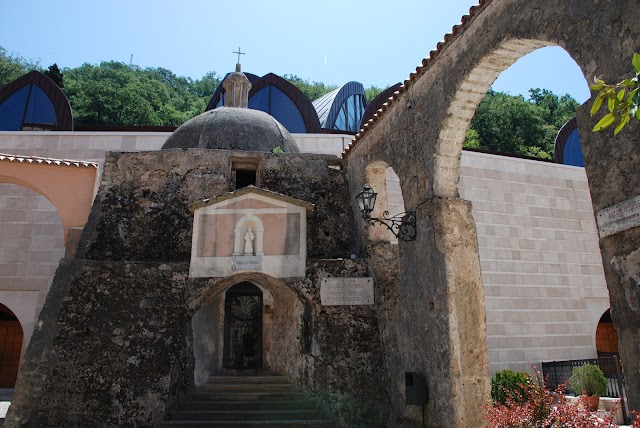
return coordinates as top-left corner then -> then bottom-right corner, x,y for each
233,47 -> 245,63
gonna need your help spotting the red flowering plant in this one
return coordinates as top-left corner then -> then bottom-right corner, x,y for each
483,367 -> 630,428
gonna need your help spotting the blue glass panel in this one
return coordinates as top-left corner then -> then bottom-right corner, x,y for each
334,104 -> 347,130
563,129 -> 585,167
270,86 -> 306,133
24,84 -> 57,126
248,86 -> 270,112
356,95 -> 365,127
0,85 -> 30,130
347,96 -> 357,131
216,94 -> 224,108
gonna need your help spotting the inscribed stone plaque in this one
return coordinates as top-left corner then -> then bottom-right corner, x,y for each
320,277 -> 374,306
232,255 -> 262,271
596,195 -> 640,238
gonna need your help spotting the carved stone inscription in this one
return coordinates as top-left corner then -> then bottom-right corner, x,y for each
596,195 -> 640,238
320,277 -> 374,306
232,255 -> 262,271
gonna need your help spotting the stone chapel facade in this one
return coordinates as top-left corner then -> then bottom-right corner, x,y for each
1,0 -> 639,426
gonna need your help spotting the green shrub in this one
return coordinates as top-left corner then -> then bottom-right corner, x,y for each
568,364 -> 608,396
491,369 -> 531,405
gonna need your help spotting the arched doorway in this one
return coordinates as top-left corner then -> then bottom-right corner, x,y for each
596,309 -> 619,357
0,303 -> 23,387
223,282 -> 262,370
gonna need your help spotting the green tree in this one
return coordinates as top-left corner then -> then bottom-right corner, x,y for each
463,129 -> 483,149
64,61 -> 173,126
0,46 -> 40,87
464,89 -> 578,160
365,85 -> 384,102
283,74 -> 337,100
62,61 -> 219,126
44,63 -> 64,88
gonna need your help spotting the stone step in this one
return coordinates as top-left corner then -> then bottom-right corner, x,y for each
178,400 -> 317,411
162,375 -> 332,427
169,409 -> 325,421
207,376 -> 290,385
186,391 -> 305,401
159,420 -> 332,427
197,384 -> 296,392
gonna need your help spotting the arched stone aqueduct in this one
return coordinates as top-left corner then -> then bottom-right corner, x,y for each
345,0 -> 640,426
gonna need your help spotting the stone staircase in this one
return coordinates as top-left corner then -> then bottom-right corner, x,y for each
160,375 -> 333,427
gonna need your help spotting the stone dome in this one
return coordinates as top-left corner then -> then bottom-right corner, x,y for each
162,107 -> 300,153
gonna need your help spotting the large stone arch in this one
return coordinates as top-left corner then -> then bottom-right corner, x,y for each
0,182 -> 65,348
345,0 -> 639,426
0,155 -> 98,244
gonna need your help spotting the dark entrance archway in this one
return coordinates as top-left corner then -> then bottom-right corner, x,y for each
0,303 -> 23,387
223,282 -> 262,370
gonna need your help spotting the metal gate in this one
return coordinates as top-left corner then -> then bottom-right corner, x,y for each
223,283 -> 262,370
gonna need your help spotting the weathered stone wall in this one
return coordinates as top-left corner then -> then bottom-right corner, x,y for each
6,260 -> 192,427
77,149 -> 354,262
6,148 -> 389,427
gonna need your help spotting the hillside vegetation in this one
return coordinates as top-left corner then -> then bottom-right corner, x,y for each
1,48 -> 579,159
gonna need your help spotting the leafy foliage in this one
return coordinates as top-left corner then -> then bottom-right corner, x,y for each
484,368 -> 629,428
44,63 -> 64,88
0,46 -> 41,87
568,364 -> 608,397
491,369 -> 532,405
590,52 -> 640,135
283,74 -> 337,101
0,48 -> 577,142
464,89 -> 579,160
365,85 -> 385,102
63,61 -> 220,126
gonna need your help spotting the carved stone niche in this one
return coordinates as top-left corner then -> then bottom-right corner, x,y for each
189,186 -> 314,278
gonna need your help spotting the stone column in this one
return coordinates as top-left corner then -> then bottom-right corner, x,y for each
390,196 -> 490,427
578,105 -> 640,413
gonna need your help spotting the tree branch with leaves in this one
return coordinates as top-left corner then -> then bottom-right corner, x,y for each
590,53 -> 640,135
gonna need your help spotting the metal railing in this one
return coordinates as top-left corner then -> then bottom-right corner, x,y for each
541,356 -> 628,424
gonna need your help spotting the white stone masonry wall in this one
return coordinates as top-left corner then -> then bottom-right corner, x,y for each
386,151 -> 609,374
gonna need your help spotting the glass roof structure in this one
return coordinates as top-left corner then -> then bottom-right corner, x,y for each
208,73 -> 374,134
0,71 -> 72,131
312,82 -> 367,133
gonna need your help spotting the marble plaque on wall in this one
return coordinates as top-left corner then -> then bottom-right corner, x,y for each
596,194 -> 640,238
320,277 -> 374,306
233,255 -> 262,271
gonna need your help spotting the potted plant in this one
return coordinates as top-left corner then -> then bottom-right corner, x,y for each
568,364 -> 608,412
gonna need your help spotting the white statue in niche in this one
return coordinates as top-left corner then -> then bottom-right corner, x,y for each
244,228 -> 255,255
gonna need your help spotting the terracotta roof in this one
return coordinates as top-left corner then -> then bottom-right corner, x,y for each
342,0 -> 489,157
190,185 -> 315,214
0,152 -> 98,168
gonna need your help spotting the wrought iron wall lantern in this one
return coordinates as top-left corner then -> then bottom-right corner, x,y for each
355,184 -> 417,241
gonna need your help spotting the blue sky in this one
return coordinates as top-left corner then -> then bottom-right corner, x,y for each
0,0 -> 591,102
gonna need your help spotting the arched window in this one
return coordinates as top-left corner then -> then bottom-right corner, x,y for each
554,117 -> 585,167
249,85 -> 306,133
0,70 -> 72,131
207,72 -> 320,133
